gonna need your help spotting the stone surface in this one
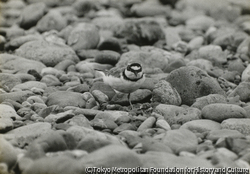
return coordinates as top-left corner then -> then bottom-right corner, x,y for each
0,73 -> 21,91
180,119 -> 221,133
155,119 -> 171,131
198,45 -> 227,66
0,91 -> 34,103
18,2 -> 46,29
152,80 -> 181,105
221,119 -> 250,135
66,126 -> 121,145
44,110 -> 75,123
2,0 -> 250,172
90,82 -> 116,100
137,117 -> 156,131
228,82 -> 250,102
15,40 -> 79,67
206,129 -> 245,142
94,50 -> 120,66
0,54 -> 46,73
80,145 -> 142,168
67,23 -> 100,51
202,104 -> 247,122
46,91 -> 86,108
161,129 -> 198,154
110,89 -> 152,106
131,0 -> 170,17
115,19 -> 164,46
165,66 -> 225,105
186,15 -> 214,31
242,64 -> 250,82
0,135 -> 18,169
155,104 -> 201,125
12,81 -> 47,91
5,122 -> 52,147
139,151 -> 213,168
116,49 -> 171,71
36,10 -> 67,32
191,94 -> 227,110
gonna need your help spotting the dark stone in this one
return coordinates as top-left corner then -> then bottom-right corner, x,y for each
165,66 -> 225,105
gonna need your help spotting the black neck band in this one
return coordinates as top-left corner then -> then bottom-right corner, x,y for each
122,70 -> 144,82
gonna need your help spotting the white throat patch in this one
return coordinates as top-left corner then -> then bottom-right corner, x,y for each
130,66 -> 141,71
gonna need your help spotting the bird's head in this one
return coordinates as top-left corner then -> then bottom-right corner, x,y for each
124,63 -> 144,80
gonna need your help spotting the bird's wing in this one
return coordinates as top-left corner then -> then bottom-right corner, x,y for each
107,66 -> 125,78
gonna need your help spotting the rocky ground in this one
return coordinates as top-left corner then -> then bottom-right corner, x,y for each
0,0 -> 250,173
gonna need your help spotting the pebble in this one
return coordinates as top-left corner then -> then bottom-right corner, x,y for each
15,40 -> 79,67
97,37 -> 122,52
228,82 -> 250,102
5,122 -> 52,148
187,36 -> 204,51
155,119 -> 171,131
22,155 -> 81,174
0,91 -> 34,103
44,110 -> 75,123
80,145 -> 142,168
191,94 -> 227,110
0,53 -> 46,73
1,0 -> 250,172
140,151 -> 213,168
180,119 -> 221,133
18,2 -> 46,29
72,0 -> 97,17
110,89 -> 152,106
0,117 -> 13,133
65,115 -> 92,129
95,50 -> 120,66
0,104 -> 22,121
131,0 -> 170,17
0,135 -> 18,169
117,49 -> 170,71
0,73 -> 21,91
113,123 -> 137,134
207,129 -> 245,142
46,91 -> 86,108
91,90 -> 109,105
186,15 -> 215,31
140,136 -> 173,154
187,59 -> 213,72
137,117 -> 156,132
165,66 -> 225,105
164,27 -> 181,47
221,118 -> 250,135
114,19 -> 164,46
155,104 -> 201,125
198,45 -> 227,66
161,129 -> 198,154
202,104 -> 247,122
90,82 -> 116,100
12,81 -> 47,91
36,10 -> 67,32
66,126 -> 121,145
76,136 -> 111,153
217,147 -> 239,161
40,74 -> 62,86
91,116 -> 118,130
152,80 -> 181,106
14,73 -> 36,83
67,23 -> 100,51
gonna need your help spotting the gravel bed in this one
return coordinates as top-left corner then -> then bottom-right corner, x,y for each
0,0 -> 250,173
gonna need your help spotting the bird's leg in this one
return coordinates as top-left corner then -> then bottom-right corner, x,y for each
128,93 -> 133,110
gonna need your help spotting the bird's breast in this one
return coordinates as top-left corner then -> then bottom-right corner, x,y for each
103,75 -> 145,93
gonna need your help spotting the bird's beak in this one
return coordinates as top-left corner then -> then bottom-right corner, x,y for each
134,72 -> 138,76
